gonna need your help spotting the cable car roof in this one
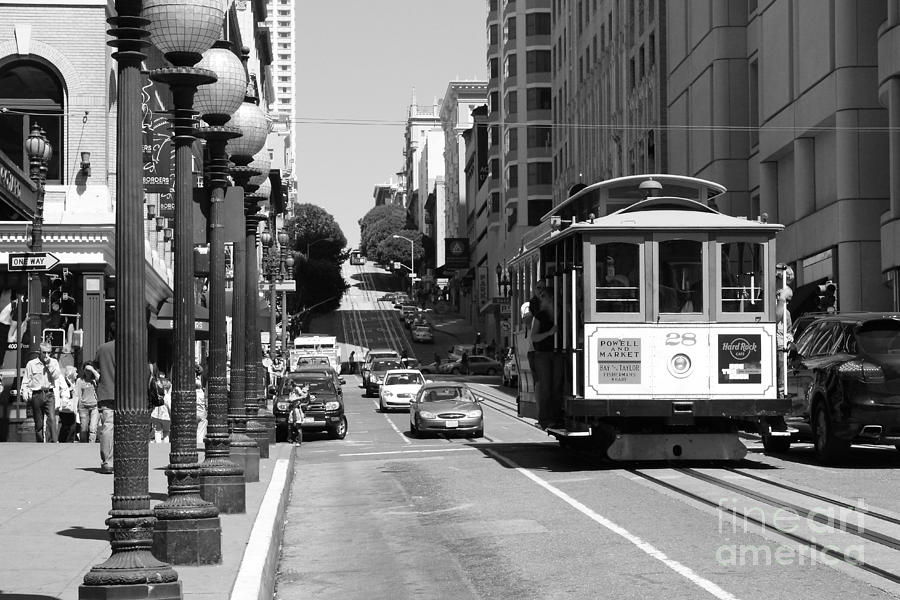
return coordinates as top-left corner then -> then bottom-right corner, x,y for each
544,174 -> 728,223
564,196 -> 784,232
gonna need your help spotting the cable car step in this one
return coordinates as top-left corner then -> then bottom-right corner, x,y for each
544,426 -> 592,437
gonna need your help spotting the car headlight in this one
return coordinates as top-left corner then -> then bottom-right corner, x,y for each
466,409 -> 483,418
382,389 -> 393,397
419,411 -> 436,419
276,401 -> 289,411
325,401 -> 340,411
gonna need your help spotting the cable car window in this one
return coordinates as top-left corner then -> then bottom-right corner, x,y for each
721,242 -> 764,313
595,242 -> 639,312
658,239 -> 702,313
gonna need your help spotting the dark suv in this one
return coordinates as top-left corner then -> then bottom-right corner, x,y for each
773,312 -> 900,461
273,373 -> 347,441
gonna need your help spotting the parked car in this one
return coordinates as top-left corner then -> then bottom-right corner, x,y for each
273,374 -> 347,441
364,358 -> 406,396
361,348 -> 401,386
439,354 -> 502,375
409,382 -> 483,438
502,354 -> 518,386
293,365 -> 344,397
402,357 -> 421,369
418,361 -> 440,375
774,312 -> 900,462
447,344 -> 476,362
412,324 -> 434,343
378,369 -> 426,412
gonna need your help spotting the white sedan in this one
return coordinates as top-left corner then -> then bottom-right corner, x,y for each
378,369 -> 426,412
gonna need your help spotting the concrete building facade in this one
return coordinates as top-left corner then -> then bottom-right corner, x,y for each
668,0 -> 893,313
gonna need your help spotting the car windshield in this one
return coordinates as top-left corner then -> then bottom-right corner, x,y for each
286,379 -> 334,394
374,360 -> 403,370
385,373 -> 425,386
855,319 -> 900,354
422,387 -> 475,402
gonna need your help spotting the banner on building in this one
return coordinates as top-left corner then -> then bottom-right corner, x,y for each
444,238 -> 469,269
478,267 -> 488,307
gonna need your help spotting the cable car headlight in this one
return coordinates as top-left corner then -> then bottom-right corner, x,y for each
669,353 -> 692,377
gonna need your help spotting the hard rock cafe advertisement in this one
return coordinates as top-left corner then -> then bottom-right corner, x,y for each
717,334 -> 762,384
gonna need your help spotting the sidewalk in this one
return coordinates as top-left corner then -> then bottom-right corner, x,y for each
0,439 -> 295,599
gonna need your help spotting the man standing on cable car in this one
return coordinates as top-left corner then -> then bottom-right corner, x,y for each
532,286 -> 559,428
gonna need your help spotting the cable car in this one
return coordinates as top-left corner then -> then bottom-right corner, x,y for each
349,249 -> 365,265
507,174 -> 788,461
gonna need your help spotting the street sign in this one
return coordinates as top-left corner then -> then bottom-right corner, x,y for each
500,321 -> 511,333
8,252 -> 60,271
274,281 -> 296,292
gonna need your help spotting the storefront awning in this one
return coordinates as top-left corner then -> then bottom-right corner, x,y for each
149,298 -> 210,340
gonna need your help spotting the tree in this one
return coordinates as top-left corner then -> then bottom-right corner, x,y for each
359,204 -> 407,260
375,229 -> 424,270
287,203 -> 347,260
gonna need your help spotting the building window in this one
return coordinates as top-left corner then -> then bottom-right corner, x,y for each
528,199 -> 552,226
504,54 -> 518,78
506,164 -> 518,190
489,23 -> 498,45
505,91 -> 518,115
491,159 -> 500,180
639,45 -> 645,79
527,162 -> 552,185
490,91 -> 499,113
505,16 -> 517,42
526,87 -> 551,111
504,127 -> 518,152
649,33 -> 655,66
0,59 -> 64,183
526,50 -> 551,73
489,57 -> 499,79
525,13 -> 551,35
490,125 -> 500,147
527,126 -> 552,148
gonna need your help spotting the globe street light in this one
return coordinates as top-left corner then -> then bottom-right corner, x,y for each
392,234 -> 414,298
145,0 -> 224,566
81,1 -> 180,596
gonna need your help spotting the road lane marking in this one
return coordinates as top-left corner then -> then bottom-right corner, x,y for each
483,448 -> 742,600
371,398 -> 413,444
340,447 -> 476,457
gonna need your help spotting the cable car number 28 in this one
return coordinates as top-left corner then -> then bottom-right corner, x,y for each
665,332 -> 697,346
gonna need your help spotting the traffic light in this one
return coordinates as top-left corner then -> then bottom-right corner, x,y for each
818,280 -> 837,313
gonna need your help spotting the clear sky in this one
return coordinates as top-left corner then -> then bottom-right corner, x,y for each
295,1 -> 487,249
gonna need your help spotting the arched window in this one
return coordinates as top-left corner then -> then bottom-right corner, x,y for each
0,58 -> 65,183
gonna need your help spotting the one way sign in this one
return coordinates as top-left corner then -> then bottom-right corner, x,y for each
8,252 -> 60,272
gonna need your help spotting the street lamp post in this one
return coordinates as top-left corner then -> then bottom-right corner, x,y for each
146,0 -> 223,566
223,52 -> 268,481
279,231 -> 292,354
194,39 -> 247,515
81,1 -> 181,597
261,228 -> 276,360
24,124 -> 51,357
495,263 -> 502,297
392,234 -> 414,298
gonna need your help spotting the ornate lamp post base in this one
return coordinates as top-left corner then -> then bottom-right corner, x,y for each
152,515 -> 222,566
79,583 -> 182,600
227,441 -> 260,482
200,472 -> 246,513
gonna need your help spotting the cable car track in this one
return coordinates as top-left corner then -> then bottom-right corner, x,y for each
630,466 -> 900,589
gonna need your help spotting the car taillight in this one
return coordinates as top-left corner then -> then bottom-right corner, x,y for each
837,360 -> 885,383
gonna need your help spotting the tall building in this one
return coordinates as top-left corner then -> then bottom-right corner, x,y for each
668,1 -> 892,312
263,0 -> 298,209
488,0 -> 554,265
402,98 -> 441,267
553,0 -> 666,202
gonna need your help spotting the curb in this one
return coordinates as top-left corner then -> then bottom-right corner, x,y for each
230,447 -> 295,600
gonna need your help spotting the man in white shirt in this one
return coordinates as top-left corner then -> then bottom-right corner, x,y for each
21,342 -> 64,442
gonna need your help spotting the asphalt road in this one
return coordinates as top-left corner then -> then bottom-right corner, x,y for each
279,260 -> 900,598
273,374 -> 900,599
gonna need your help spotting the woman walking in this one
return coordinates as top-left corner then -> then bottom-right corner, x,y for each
74,363 -> 100,443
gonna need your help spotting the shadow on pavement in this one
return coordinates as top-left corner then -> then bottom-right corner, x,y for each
0,593 -> 63,599
747,443 -> 900,470
76,467 -> 110,475
56,526 -> 108,541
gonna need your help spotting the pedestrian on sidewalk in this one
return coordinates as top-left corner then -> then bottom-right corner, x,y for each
75,363 -> 100,443
21,341 -> 64,443
196,375 -> 207,448
94,327 -> 115,473
287,400 -> 303,445
348,350 -> 356,374
149,368 -> 172,443
57,365 -> 79,443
